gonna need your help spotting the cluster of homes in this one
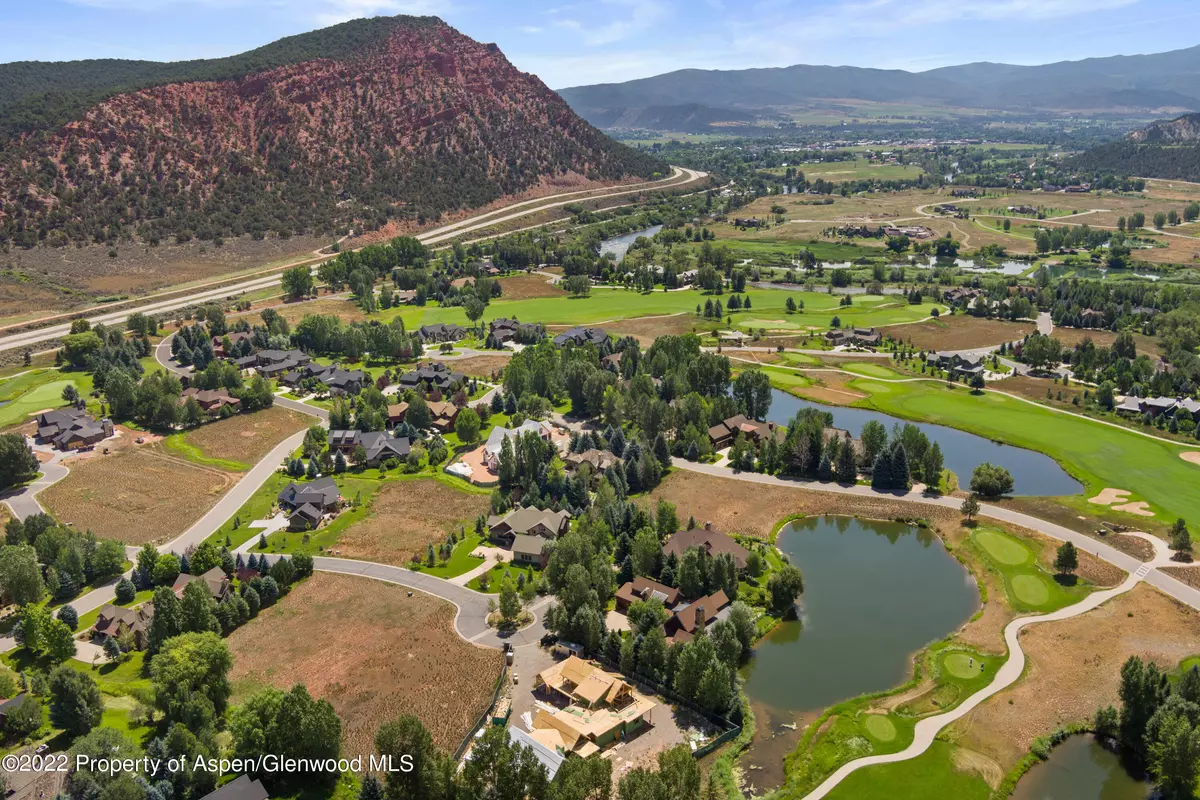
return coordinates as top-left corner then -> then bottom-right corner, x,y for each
34,407 -> 113,451
824,326 -> 882,348
238,348 -> 369,396
1115,395 -> 1200,419
93,564 -> 247,650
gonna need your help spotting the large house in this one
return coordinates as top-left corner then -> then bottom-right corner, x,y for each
179,387 -> 241,416
327,431 -> 412,466
428,401 -> 460,432
93,603 -> 155,650
281,363 -> 367,395
664,589 -> 731,644
277,476 -> 341,530
615,577 -> 681,612
824,327 -> 882,347
512,534 -> 552,568
563,449 -> 620,477
662,523 -> 750,571
172,567 -> 232,602
35,408 -> 112,450
488,318 -> 544,348
488,506 -> 571,544
1116,395 -> 1200,419
248,349 -> 310,377
553,326 -> 609,348
531,657 -> 657,758
483,420 -> 553,471
397,363 -> 466,393
926,350 -> 985,377
707,415 -> 785,450
417,323 -> 467,344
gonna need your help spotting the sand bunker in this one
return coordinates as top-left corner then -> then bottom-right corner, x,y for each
1113,502 -> 1154,517
1181,451 -> 1200,466
1089,488 -> 1130,506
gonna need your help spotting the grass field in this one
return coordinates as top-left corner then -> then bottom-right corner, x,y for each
779,159 -> 926,183
969,527 -> 1088,613
467,561 -> 542,593
823,740 -> 991,800
0,368 -> 95,429
851,378 -> 1200,524
162,407 -> 310,472
227,572 -> 504,758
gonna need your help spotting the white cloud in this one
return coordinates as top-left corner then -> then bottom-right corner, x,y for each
518,25 -> 543,33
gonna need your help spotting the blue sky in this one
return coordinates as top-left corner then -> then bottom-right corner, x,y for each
2,0 -> 1199,89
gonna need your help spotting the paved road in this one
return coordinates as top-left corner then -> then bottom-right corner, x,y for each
0,446 -> 68,519
0,168 -> 704,355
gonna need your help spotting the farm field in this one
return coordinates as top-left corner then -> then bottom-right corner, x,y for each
851,378 -> 1200,524
40,446 -> 237,544
227,572 -> 504,759
162,406 -> 311,471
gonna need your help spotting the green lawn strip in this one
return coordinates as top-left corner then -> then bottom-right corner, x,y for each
161,432 -> 250,472
467,561 -> 542,593
757,365 -> 814,393
840,362 -> 902,379
849,377 -> 1200,522
204,472 -> 296,550
967,527 -> 1090,614
821,740 -> 991,800
777,352 -> 821,366
76,590 -> 155,632
410,533 -> 486,579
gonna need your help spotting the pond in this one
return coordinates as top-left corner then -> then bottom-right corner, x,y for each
598,225 -> 662,263
1042,264 -> 1161,282
766,389 -> 1083,497
957,259 -> 1034,276
739,516 -> 979,788
1012,735 -> 1152,800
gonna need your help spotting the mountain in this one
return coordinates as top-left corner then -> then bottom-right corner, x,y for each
558,45 -> 1200,131
0,16 -> 665,249
1072,113 -> 1200,180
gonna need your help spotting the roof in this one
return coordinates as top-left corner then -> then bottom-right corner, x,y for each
512,534 -> 549,559
485,420 -> 550,457
488,506 -> 571,537
0,694 -> 30,715
173,567 -> 230,599
553,326 -> 608,347
277,476 -> 340,508
198,775 -> 270,800
616,577 -> 680,608
508,725 -> 564,780
663,526 -> 750,570
671,590 -> 731,634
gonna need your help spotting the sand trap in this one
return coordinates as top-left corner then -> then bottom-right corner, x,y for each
1181,451 -> 1200,466
1088,488 -> 1130,506
1113,502 -> 1154,517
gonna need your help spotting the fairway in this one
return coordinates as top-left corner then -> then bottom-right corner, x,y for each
853,378 -> 1200,523
824,741 -> 991,800
841,363 -> 901,379
943,653 -> 984,680
974,529 -> 1031,566
863,714 -> 897,742
0,378 -> 76,428
1011,574 -> 1051,606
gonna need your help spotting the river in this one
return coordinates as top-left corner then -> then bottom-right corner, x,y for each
598,226 -> 662,263
1012,735 -> 1152,800
739,516 -> 980,790
765,389 -> 1083,497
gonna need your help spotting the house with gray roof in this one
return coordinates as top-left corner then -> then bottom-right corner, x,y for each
488,506 -> 571,544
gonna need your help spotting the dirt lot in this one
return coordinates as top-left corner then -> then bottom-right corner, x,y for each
261,296 -> 367,326
39,446 -> 236,544
333,479 -> 491,565
496,274 -> 564,300
440,355 -> 510,379
881,316 -> 1034,352
954,583 -> 1200,771
606,313 -> 701,345
228,572 -> 504,757
181,407 -> 310,467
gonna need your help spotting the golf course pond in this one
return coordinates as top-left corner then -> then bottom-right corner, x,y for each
740,516 -> 979,787
766,389 -> 1083,497
1011,735 -> 1152,800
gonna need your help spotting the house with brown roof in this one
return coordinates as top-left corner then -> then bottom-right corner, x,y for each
386,403 -> 408,426
563,449 -> 620,476
172,567 -> 231,602
180,387 -> 242,416
531,657 -> 657,757
427,401 -> 460,432
615,577 -> 681,612
488,506 -> 572,544
707,415 -> 785,450
664,589 -> 731,645
93,602 -> 155,650
662,523 -> 750,571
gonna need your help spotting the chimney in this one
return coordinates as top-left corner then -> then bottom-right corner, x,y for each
704,521 -> 714,531
694,604 -> 706,629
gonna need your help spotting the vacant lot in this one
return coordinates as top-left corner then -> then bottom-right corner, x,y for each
1049,326 -> 1162,359
40,447 -> 236,544
497,274 -> 564,300
268,296 -> 367,326
955,583 -> 1200,770
171,407 -> 310,469
441,355 -> 510,379
228,572 -> 503,757
333,479 -> 491,565
881,316 -> 1034,352
607,313 -> 700,345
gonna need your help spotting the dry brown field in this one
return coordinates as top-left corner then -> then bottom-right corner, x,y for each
607,313 -> 701,345
267,296 -> 368,326
228,572 -> 504,758
40,446 -> 236,544
332,479 -> 490,566
496,274 -> 564,300
181,407 -> 311,467
440,355 -> 511,379
881,316 -> 1035,351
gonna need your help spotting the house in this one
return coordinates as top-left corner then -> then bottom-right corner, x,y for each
676,269 -> 699,285
1116,396 -> 1196,419
563,449 -> 620,476
943,287 -> 984,304
173,567 -> 232,602
615,577 -> 681,612
0,694 -> 32,724
601,352 -> 623,370
480,258 -> 502,277
512,534 -> 551,568
93,603 -> 155,650
286,364 -> 367,395
927,350 -> 985,376
198,774 -> 270,800
553,326 -> 609,348
707,415 -> 785,450
392,289 -> 418,305
664,590 -> 731,644
488,506 -> 571,544
180,387 -> 242,416
824,327 -> 881,347
881,225 -> 934,239
251,349 -> 311,377
662,523 -> 749,570
360,432 -> 412,466
397,363 -> 466,392
417,323 -> 467,343
733,218 -> 762,228
427,401 -> 460,432
277,476 -> 340,511
387,403 -> 409,426
531,657 -> 657,758
488,317 -> 544,347
484,421 -> 553,471
35,408 -> 111,450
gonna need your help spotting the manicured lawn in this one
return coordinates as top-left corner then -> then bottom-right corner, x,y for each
968,527 -> 1089,614
0,374 -> 78,428
823,740 -> 991,800
410,533 -> 486,580
757,365 -> 814,393
851,378 -> 1200,523
467,561 -> 542,593
840,362 -> 902,379
781,700 -> 916,797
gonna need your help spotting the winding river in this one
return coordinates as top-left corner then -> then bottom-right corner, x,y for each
765,389 -> 1083,497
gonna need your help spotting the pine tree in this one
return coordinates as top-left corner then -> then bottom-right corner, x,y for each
871,450 -> 893,490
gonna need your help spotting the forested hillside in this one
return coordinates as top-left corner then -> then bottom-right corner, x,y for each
0,16 -> 665,249
1072,113 -> 1200,180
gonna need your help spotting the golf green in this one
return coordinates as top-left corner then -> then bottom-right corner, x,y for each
1011,574 -> 1051,606
943,653 -> 984,680
0,379 -> 76,428
864,714 -> 897,742
975,529 -> 1031,566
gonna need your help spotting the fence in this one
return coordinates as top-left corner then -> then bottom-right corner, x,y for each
453,662 -> 510,762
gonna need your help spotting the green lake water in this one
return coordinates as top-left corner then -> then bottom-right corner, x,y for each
1012,736 -> 1152,800
739,516 -> 979,788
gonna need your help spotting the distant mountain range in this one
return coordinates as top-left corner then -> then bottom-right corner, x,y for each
0,16 -> 663,249
558,45 -> 1200,131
